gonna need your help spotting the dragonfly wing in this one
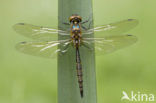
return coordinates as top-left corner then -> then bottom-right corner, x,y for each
82,34 -> 137,55
82,19 -> 139,38
13,23 -> 70,40
16,39 -> 71,58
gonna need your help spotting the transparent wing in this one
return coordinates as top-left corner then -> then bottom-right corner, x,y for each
13,23 -> 70,40
82,19 -> 139,38
82,34 -> 137,55
16,39 -> 71,58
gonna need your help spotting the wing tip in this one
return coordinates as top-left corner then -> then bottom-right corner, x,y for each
128,19 -> 135,21
127,34 -> 133,36
13,23 -> 25,26
126,34 -> 138,42
127,19 -> 139,24
12,23 -> 25,30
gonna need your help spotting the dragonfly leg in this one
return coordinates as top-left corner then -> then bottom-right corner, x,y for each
63,22 -> 70,25
81,26 -> 88,30
81,14 -> 92,24
81,21 -> 92,30
81,20 -> 89,24
88,21 -> 92,29
81,13 -> 93,24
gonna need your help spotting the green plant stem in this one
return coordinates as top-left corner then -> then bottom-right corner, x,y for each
58,0 -> 97,103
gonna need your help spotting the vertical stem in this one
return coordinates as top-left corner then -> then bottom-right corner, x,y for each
58,0 -> 97,103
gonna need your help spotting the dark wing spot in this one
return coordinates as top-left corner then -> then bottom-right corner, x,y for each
18,23 -> 25,25
127,34 -> 133,36
128,19 -> 134,21
21,41 -> 27,44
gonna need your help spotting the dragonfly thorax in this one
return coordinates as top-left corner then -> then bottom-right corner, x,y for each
71,31 -> 82,47
71,23 -> 81,46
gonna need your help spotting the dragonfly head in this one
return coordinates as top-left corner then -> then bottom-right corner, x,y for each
69,14 -> 82,24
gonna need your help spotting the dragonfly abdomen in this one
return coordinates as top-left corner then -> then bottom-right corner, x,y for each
76,47 -> 83,98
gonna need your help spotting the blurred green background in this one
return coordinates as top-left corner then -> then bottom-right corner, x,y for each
0,0 -> 156,103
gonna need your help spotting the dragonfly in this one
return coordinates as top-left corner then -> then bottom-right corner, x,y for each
13,14 -> 138,98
